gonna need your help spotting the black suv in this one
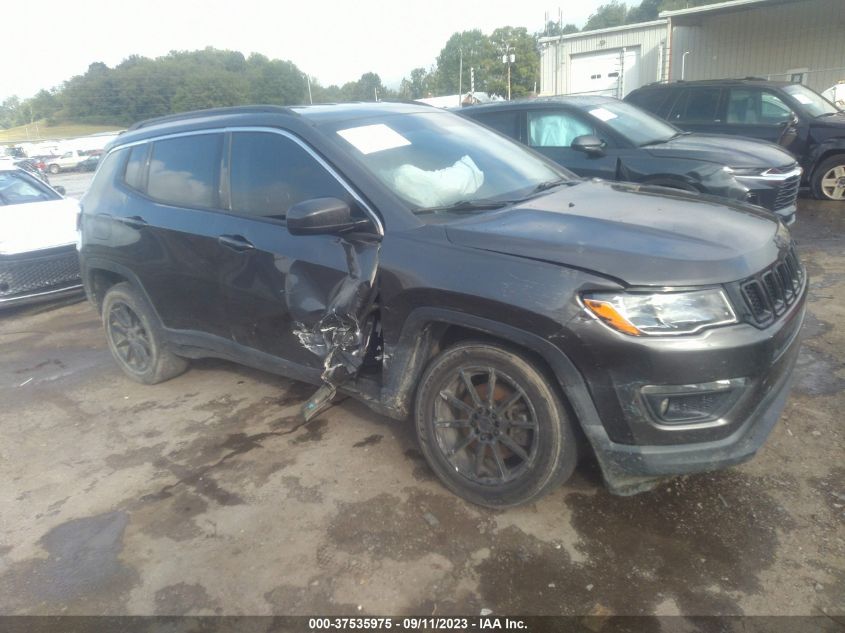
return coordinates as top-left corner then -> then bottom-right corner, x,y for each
459,96 -> 801,224
79,104 -> 806,507
626,79 -> 845,202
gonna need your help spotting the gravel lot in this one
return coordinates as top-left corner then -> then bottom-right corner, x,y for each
0,189 -> 842,617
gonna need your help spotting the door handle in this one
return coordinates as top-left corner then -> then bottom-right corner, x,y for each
218,234 -> 255,252
117,215 -> 148,229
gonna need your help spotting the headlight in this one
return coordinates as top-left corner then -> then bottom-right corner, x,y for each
582,289 -> 737,336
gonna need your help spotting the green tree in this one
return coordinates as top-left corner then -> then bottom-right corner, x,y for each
584,1 -> 628,30
487,27 -> 540,98
542,21 -> 579,36
626,0 -> 662,22
434,30 -> 495,94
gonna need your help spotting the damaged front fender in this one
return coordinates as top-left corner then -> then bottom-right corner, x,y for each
290,237 -> 381,420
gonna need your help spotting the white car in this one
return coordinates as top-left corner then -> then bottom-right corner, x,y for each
46,149 -> 89,174
822,82 -> 845,109
0,161 -> 82,307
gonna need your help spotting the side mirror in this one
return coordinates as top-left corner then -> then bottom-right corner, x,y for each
287,197 -> 371,236
54,185 -> 66,195
572,135 -> 606,156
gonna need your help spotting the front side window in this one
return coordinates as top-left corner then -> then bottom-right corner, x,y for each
147,134 -> 221,208
528,110 -> 595,148
330,112 -> 568,211
229,132 -> 350,220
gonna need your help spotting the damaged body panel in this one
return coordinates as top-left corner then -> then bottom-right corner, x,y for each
80,103 -> 806,505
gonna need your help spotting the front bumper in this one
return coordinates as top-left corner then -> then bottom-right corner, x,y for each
0,245 -> 83,308
581,307 -> 802,494
736,170 -> 801,225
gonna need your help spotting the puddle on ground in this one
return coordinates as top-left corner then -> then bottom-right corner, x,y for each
0,511 -> 138,613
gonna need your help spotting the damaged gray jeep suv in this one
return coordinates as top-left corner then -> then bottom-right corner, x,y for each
79,103 -> 806,507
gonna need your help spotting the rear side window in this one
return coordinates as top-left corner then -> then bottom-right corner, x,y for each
124,144 -> 148,191
147,134 -> 222,208
472,110 -> 520,140
229,132 -> 349,220
669,88 -> 722,123
627,89 -> 671,116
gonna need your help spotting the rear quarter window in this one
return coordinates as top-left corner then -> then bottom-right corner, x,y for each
124,144 -> 149,191
627,89 -> 672,116
470,110 -> 521,140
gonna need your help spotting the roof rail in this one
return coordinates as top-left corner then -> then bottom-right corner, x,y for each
128,105 -> 297,131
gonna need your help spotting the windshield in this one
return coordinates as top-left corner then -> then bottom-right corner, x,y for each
329,111 -> 572,212
782,84 -> 840,117
578,100 -> 680,146
0,170 -> 59,205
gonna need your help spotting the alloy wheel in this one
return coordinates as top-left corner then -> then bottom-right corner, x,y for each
108,302 -> 153,373
820,164 -> 845,200
432,366 -> 540,486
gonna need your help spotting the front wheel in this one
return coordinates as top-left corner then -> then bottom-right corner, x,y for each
102,283 -> 188,384
48,164 -> 60,175
414,341 -> 578,507
812,155 -> 845,201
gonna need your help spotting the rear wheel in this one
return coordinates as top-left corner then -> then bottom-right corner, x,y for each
812,155 -> 845,201
102,283 -> 188,384
414,341 -> 578,507
48,164 -> 60,174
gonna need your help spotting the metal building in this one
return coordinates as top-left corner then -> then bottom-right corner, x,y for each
539,0 -> 845,97
539,20 -> 668,98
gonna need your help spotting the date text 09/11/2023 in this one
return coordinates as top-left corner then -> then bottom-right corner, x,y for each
308,617 -> 528,630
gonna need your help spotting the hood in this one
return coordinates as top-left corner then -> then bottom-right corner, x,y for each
645,133 -> 796,169
444,180 -> 785,287
0,198 -> 80,255
809,112 -> 845,131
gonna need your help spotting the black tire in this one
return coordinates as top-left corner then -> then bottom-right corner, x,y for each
48,164 -> 60,175
811,155 -> 845,201
414,341 -> 578,508
101,282 -> 188,385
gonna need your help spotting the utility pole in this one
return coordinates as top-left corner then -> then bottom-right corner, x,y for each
502,44 -> 515,100
458,48 -> 463,107
305,74 -> 313,104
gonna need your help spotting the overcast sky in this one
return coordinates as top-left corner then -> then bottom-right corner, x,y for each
2,0 -> 606,101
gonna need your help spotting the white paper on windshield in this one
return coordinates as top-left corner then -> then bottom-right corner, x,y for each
337,124 -> 411,154
792,93 -> 813,105
589,107 -> 618,121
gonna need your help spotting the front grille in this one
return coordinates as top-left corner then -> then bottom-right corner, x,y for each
773,175 -> 800,210
0,248 -> 81,299
739,247 -> 803,325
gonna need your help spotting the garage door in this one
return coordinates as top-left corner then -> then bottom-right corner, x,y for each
569,47 -> 641,97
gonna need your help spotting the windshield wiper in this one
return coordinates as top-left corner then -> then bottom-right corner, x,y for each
531,178 -> 572,193
640,131 -> 686,147
816,111 -> 842,118
415,199 -> 514,215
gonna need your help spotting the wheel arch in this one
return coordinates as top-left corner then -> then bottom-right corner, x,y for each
380,307 -> 603,437
82,258 -> 156,317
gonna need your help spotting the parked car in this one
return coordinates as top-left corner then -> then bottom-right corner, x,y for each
625,79 -> 845,202
13,158 -> 50,184
77,154 -> 101,172
79,104 -> 805,507
0,160 -> 82,308
458,96 -> 801,224
822,82 -> 845,109
46,149 -> 89,174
